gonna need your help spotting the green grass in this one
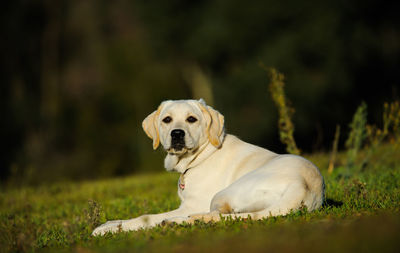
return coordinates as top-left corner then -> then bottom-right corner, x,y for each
263,66 -> 300,155
1,142 -> 400,253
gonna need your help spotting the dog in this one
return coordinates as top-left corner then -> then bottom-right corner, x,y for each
92,99 -> 324,236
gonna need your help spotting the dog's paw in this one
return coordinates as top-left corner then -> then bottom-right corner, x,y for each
91,220 -> 123,236
188,211 -> 221,223
162,216 -> 192,226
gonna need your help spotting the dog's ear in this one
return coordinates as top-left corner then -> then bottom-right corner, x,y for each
142,105 -> 162,150
198,100 -> 225,148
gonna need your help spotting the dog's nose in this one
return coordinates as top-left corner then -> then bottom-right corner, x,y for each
171,129 -> 185,139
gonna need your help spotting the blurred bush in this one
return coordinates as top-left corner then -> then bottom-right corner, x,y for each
1,0 -> 399,184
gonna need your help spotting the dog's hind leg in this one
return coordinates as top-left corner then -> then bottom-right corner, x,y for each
254,181 -> 309,218
186,181 -> 310,223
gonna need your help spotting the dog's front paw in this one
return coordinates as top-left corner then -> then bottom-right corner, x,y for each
92,220 -> 123,236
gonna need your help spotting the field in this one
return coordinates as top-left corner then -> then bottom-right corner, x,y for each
1,140 -> 399,253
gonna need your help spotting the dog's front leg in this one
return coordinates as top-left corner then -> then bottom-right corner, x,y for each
91,208 -> 191,236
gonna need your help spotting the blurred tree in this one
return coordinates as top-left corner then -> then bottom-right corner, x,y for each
0,0 -> 399,184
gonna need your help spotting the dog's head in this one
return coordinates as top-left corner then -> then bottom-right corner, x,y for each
142,99 -> 225,155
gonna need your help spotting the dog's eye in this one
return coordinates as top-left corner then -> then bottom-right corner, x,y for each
162,116 -> 172,123
186,116 -> 198,123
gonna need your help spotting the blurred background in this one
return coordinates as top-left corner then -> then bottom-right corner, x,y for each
1,0 -> 399,185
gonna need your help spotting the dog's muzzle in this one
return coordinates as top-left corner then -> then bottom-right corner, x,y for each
170,129 -> 186,151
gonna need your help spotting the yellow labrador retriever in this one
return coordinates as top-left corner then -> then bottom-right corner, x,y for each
92,99 -> 324,236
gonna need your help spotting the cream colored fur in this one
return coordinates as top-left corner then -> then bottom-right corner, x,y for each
92,99 -> 324,236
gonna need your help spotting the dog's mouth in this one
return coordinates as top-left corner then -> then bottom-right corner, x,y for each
172,143 -> 185,151
168,141 -> 187,154
167,139 -> 193,155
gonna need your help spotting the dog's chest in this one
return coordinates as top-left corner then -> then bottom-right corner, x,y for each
178,173 -> 186,191
177,166 -> 227,206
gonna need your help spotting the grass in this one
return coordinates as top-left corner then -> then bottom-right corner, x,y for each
345,102 -> 368,170
2,93 -> 400,253
262,65 -> 300,155
1,141 -> 399,253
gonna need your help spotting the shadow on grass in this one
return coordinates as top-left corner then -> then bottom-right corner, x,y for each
323,198 -> 343,208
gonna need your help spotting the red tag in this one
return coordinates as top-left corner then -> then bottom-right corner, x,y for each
179,183 -> 185,190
